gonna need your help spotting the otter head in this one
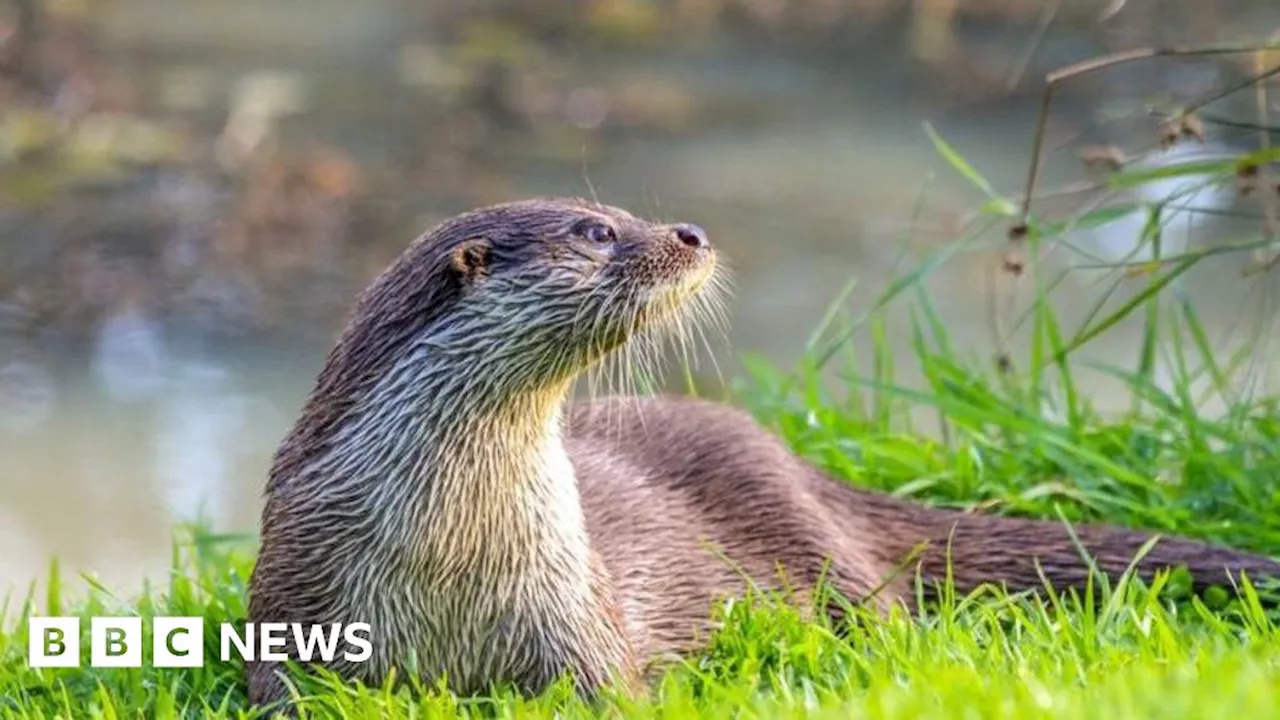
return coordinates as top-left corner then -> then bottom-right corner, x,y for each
304,197 -> 721,424
437,197 -> 717,370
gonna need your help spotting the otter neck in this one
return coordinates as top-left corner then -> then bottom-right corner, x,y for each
341,356 -> 590,586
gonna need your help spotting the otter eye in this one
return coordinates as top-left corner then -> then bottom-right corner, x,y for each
579,222 -> 617,244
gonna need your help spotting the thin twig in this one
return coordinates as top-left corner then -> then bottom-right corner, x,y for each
1254,48 -> 1276,238
1006,0 -> 1061,91
1183,63 -> 1280,117
1020,40 -> 1280,224
1098,0 -> 1126,23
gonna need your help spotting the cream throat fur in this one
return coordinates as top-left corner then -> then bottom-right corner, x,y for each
295,349 -> 607,691
317,352 -> 591,583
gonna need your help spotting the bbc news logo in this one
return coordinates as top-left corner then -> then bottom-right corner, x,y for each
28,617 -> 373,668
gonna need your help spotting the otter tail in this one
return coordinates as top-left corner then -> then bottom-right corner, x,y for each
816,475 -> 1280,602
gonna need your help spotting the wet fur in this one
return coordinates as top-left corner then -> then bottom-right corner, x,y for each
247,198 -> 1280,712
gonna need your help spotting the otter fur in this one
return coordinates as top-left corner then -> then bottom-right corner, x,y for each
246,197 -> 1280,710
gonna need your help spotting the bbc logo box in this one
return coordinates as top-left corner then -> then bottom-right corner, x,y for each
28,616 -> 206,668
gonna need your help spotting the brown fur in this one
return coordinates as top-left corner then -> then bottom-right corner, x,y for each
573,396 -> 1280,625
246,198 -> 1280,713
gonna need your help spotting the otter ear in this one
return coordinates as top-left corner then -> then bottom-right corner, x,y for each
449,237 -> 492,284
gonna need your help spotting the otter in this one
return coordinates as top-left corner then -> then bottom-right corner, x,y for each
246,197 -> 1280,709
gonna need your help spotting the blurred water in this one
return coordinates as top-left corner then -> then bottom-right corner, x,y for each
3,1 -> 1280,601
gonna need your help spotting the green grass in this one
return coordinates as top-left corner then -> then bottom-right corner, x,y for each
4,132 -> 1280,718
3,533 -> 1280,719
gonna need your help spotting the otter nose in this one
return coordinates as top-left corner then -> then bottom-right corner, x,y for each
672,223 -> 709,249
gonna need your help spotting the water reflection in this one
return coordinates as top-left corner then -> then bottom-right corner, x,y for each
0,292 -> 59,436
152,361 -> 253,529
0,357 -> 57,436
1064,139 -> 1239,272
93,283 -> 169,402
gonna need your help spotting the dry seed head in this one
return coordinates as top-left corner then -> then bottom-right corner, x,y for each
1180,113 -> 1206,143
1158,112 -> 1204,150
1001,251 -> 1025,276
1079,145 -> 1128,171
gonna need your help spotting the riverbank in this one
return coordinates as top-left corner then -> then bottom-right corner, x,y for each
3,255 -> 1279,717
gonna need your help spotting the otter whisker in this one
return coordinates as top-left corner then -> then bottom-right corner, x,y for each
618,341 -> 648,439
586,282 -> 635,442
689,283 -> 731,389
621,285 -> 661,425
611,288 -> 641,425
579,282 -> 627,407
